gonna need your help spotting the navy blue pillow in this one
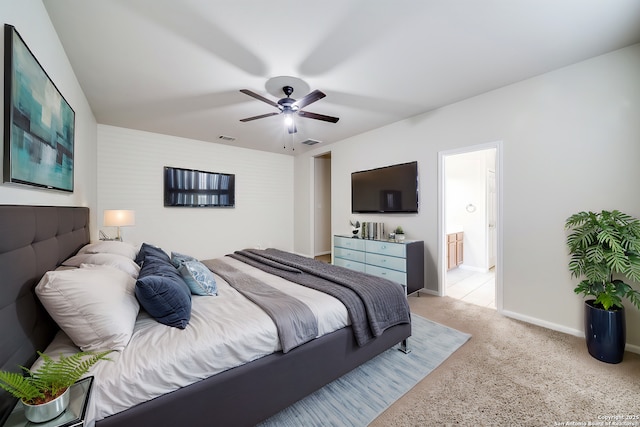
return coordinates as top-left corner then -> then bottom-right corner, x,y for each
135,242 -> 171,266
135,254 -> 192,329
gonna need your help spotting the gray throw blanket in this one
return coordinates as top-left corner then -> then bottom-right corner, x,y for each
202,258 -> 318,353
229,248 -> 411,346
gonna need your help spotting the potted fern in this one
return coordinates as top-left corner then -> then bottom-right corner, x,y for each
0,350 -> 111,422
565,210 -> 640,363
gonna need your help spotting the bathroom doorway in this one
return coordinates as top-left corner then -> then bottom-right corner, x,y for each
439,143 -> 501,310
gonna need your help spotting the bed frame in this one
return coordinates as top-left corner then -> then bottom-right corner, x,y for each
0,205 -> 411,426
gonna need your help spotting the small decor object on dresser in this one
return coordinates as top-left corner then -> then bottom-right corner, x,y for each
361,222 -> 385,240
394,226 -> 405,242
350,220 -> 361,236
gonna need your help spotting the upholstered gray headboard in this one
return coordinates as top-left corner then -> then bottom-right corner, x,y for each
0,205 -> 90,422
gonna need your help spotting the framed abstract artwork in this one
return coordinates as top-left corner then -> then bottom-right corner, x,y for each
3,24 -> 75,192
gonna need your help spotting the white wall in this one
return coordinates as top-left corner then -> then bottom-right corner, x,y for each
294,44 -> 640,349
0,0 -> 98,232
98,125 -> 294,260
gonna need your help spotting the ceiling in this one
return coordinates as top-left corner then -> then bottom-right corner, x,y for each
43,0 -> 640,155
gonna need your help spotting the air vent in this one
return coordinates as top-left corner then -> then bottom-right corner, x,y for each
301,139 -> 321,146
218,135 -> 236,142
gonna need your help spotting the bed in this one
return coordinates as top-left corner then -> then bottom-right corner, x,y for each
0,205 -> 411,427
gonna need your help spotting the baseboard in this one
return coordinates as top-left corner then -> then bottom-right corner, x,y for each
501,309 -> 640,355
293,251 -> 312,258
501,309 -> 583,337
414,288 -> 439,297
626,342 -> 640,354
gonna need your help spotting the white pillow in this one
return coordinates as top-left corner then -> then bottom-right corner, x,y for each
35,265 -> 140,351
78,241 -> 138,260
62,253 -> 140,278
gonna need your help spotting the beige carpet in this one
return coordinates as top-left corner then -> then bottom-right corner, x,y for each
371,295 -> 640,426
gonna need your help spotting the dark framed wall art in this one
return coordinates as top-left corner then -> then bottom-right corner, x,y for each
3,24 -> 75,192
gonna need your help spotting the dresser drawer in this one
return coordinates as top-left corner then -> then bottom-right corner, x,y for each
334,257 -> 366,272
365,264 -> 407,286
365,240 -> 406,257
334,247 -> 366,263
334,236 -> 366,251
365,252 -> 406,272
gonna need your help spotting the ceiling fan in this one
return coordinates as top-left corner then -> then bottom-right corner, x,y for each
239,86 -> 339,134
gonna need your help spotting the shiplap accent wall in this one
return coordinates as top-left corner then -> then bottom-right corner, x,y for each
97,125 -> 294,260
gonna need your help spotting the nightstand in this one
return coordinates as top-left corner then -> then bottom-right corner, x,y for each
3,377 -> 93,427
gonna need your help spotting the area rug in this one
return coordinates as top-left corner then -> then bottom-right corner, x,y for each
258,314 -> 471,427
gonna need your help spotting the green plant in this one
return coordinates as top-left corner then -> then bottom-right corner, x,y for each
565,210 -> 640,310
395,226 -> 404,234
0,350 -> 111,405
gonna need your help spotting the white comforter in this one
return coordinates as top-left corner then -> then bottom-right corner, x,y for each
42,257 -> 349,426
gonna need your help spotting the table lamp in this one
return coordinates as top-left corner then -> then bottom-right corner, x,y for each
103,210 -> 135,241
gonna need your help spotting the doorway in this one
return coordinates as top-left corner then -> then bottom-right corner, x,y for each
312,153 -> 332,262
439,142 -> 502,311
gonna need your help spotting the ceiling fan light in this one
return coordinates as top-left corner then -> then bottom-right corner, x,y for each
284,114 -> 293,127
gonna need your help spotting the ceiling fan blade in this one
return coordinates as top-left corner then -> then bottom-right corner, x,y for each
240,112 -> 280,122
297,110 -> 340,123
240,89 -> 279,108
293,90 -> 326,110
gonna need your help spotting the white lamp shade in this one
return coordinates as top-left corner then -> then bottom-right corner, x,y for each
103,210 -> 135,227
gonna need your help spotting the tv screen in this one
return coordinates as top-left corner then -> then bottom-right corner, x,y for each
164,166 -> 235,207
351,161 -> 418,213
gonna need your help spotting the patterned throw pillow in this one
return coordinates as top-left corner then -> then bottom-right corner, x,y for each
178,260 -> 218,296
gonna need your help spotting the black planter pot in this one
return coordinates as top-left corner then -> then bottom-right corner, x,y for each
584,300 -> 626,364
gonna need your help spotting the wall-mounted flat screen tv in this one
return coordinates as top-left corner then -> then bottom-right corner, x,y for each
351,161 -> 418,213
164,166 -> 235,207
